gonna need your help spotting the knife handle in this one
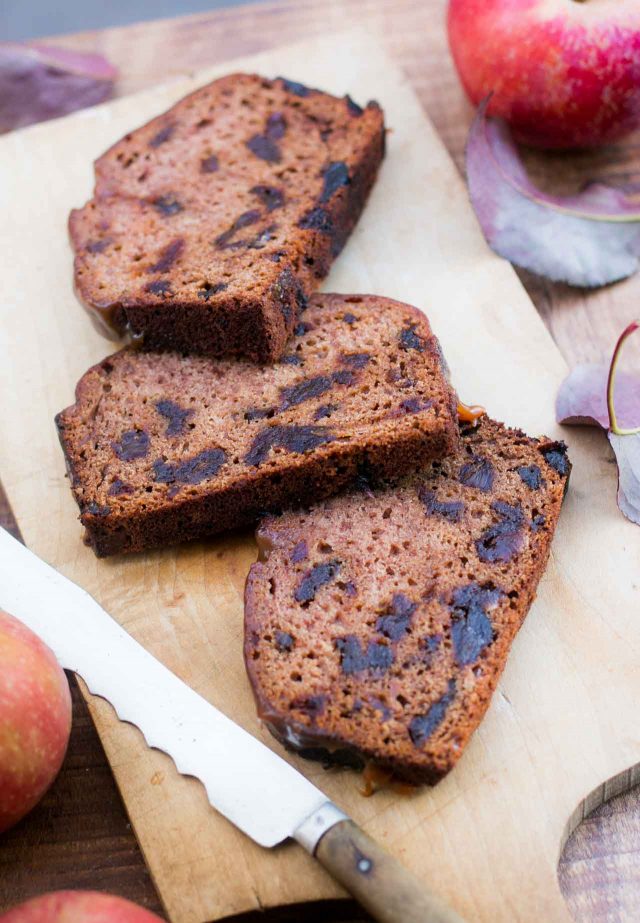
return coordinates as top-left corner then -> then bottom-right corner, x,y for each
313,819 -> 466,923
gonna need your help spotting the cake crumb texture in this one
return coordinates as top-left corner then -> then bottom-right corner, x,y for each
245,416 -> 570,784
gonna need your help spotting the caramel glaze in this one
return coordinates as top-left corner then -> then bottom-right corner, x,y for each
457,401 -> 486,424
360,761 -> 417,797
256,530 -> 277,562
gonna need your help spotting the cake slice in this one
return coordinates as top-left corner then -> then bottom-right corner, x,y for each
70,73 -> 385,362
244,416 -> 570,785
56,295 -> 458,556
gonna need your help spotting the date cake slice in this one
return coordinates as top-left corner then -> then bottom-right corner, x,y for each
56,295 -> 458,556
70,73 -> 385,362
244,415 -> 570,785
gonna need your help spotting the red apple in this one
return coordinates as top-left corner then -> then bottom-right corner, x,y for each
0,610 -> 72,833
0,892 -> 164,923
448,0 -> 640,149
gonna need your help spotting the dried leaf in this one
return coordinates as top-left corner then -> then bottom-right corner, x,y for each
557,321 -> 640,525
0,42 -> 117,134
466,99 -> 640,287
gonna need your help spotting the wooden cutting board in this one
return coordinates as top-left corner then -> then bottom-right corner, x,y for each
1,30 -> 639,923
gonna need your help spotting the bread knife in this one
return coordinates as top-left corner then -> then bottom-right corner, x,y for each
0,527 -> 464,923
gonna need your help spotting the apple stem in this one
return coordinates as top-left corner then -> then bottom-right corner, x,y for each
607,320 -> 640,436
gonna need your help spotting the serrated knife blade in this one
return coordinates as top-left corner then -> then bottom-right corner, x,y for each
0,526 -> 327,848
0,527 -> 464,923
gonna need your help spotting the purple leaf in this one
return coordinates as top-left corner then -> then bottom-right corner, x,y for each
0,42 -> 117,134
609,433 -> 640,526
557,321 -> 640,526
466,98 -> 640,287
555,364 -> 639,430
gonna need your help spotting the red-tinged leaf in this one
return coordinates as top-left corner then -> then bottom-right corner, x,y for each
0,42 -> 117,134
466,98 -> 640,287
557,321 -> 640,526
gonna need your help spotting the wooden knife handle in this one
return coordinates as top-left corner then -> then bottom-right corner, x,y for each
314,819 -> 466,923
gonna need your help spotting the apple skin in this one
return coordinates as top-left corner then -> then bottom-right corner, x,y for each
0,892 -> 164,923
0,610 -> 72,833
448,0 -> 640,149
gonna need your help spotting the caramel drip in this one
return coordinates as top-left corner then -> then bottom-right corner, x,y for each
255,531 -> 277,562
457,401 -> 486,424
360,761 -> 417,797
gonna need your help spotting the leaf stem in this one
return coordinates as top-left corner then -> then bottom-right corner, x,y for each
607,320 -> 640,435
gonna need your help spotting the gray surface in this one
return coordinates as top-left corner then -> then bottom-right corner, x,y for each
3,0 -> 257,42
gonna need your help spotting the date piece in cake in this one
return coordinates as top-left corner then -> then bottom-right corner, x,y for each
70,73 -> 385,362
244,416 -> 570,785
56,295 -> 458,556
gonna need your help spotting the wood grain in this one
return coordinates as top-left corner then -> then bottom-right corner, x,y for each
0,2 -> 639,921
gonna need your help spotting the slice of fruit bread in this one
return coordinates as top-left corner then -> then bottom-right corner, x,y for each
70,73 -> 385,362
244,415 -> 570,784
56,295 -> 458,556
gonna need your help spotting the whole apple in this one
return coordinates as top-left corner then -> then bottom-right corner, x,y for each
448,0 -> 640,149
0,610 -> 72,833
0,892 -> 164,923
